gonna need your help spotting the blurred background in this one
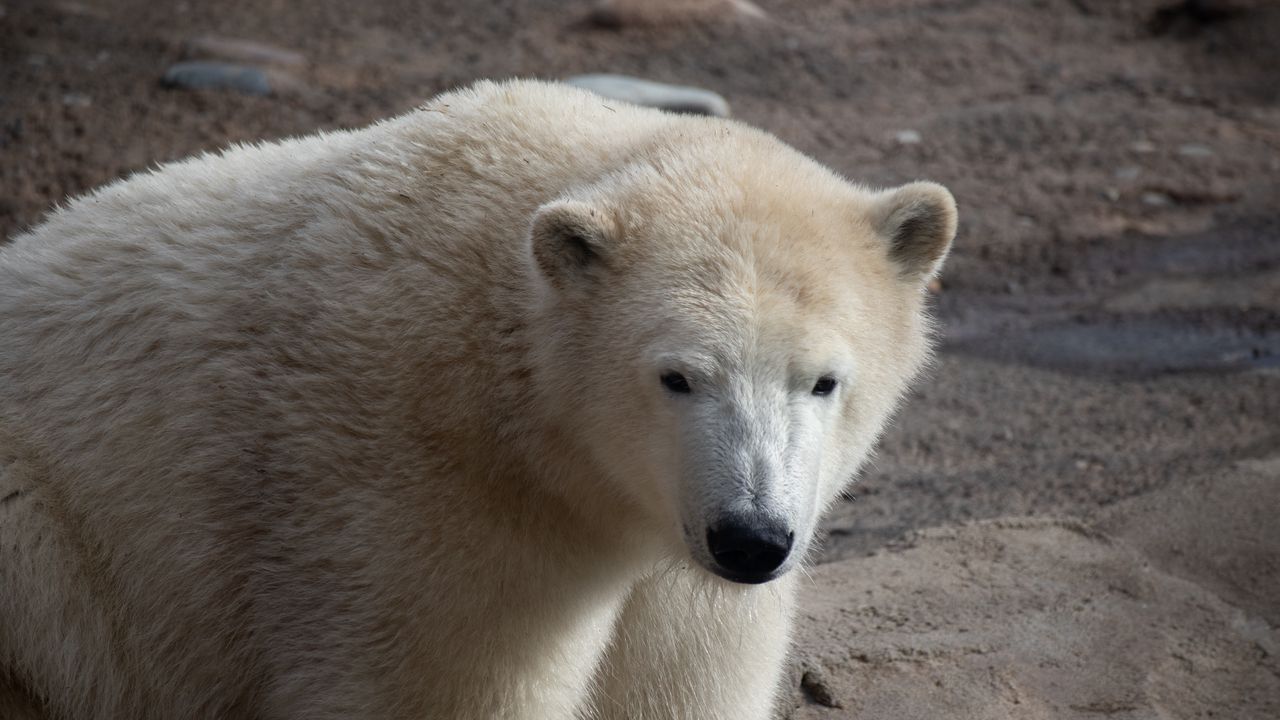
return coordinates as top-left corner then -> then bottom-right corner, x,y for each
2,0 -> 1277,716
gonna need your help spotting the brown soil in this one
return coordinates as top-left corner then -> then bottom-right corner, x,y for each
3,0 -> 1277,717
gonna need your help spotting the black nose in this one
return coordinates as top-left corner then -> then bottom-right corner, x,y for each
706,516 -> 794,584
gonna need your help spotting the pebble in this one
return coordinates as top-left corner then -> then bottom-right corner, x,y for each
183,35 -> 306,67
55,2 -> 108,19
1130,140 -> 1156,154
893,129 -> 922,145
162,62 -> 272,96
1114,166 -> 1141,181
588,0 -> 765,27
564,74 -> 730,117
86,50 -> 110,71
1176,143 -> 1214,158
799,666 -> 842,709
61,92 -> 91,108
1141,191 -> 1174,207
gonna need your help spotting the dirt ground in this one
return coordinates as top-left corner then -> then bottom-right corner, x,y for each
2,0 -> 1278,717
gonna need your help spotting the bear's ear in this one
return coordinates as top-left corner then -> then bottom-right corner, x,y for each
871,181 -> 958,283
529,199 -> 617,288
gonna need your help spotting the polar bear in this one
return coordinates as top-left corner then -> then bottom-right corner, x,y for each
0,80 -> 955,719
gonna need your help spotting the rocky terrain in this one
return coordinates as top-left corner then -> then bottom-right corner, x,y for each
2,0 -> 1277,716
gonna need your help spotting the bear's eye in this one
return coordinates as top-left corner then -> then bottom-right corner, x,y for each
660,371 -> 692,394
811,376 -> 839,397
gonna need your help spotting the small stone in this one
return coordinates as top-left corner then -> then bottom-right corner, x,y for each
26,54 -> 48,68
1131,140 -> 1156,154
184,35 -> 306,67
1141,191 -> 1174,207
86,50 -> 110,70
1176,143 -> 1214,158
564,74 -> 730,117
800,667 -> 843,709
55,2 -> 108,18
893,129 -> 922,145
61,92 -> 91,108
588,0 -> 765,27
162,62 -> 272,96
1115,166 -> 1141,181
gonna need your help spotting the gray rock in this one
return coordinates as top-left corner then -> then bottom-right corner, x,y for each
1176,143 -> 1214,158
564,74 -> 730,117
587,0 -> 765,28
1141,191 -> 1174,207
162,62 -> 272,96
183,36 -> 306,68
1114,165 -> 1141,181
892,129 -> 922,145
60,93 -> 91,108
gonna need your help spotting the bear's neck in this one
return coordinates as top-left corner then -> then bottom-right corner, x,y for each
327,115 -> 659,541
353,244 -> 635,541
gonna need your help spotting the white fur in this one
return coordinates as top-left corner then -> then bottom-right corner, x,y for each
0,80 -> 955,719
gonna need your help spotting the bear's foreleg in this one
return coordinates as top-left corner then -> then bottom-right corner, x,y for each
585,567 -> 795,720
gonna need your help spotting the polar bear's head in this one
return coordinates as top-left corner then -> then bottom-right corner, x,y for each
528,135 -> 956,584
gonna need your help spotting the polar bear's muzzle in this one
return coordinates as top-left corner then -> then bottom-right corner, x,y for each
703,512 -> 794,584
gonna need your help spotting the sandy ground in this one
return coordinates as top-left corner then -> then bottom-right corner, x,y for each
2,0 -> 1278,717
